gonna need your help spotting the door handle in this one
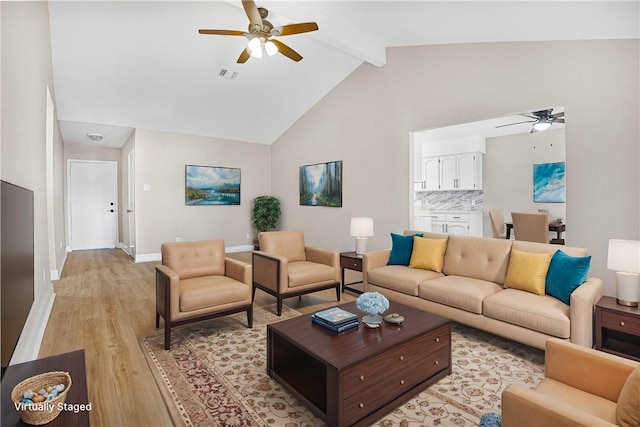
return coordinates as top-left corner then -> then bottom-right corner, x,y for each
127,209 -> 133,213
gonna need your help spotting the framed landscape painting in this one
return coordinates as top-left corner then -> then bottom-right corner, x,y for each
185,165 -> 240,205
533,161 -> 565,203
299,160 -> 342,207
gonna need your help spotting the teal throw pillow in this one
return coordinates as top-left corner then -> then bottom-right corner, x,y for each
387,233 -> 423,266
545,250 -> 591,305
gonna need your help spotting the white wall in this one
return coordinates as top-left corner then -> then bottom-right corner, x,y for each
134,129 -> 271,260
271,40 -> 640,297
120,131 -> 136,255
1,1 -> 62,363
483,128 -> 566,237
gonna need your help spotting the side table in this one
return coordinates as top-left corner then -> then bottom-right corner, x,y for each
595,296 -> 640,361
340,252 -> 364,294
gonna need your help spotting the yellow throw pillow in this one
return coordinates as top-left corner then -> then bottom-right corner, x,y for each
409,236 -> 448,273
616,365 -> 640,427
504,249 -> 553,295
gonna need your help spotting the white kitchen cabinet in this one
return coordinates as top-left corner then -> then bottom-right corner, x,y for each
418,153 -> 482,191
427,212 -> 482,237
414,215 -> 432,232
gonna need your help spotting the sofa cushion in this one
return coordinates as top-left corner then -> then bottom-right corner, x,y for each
387,233 -> 422,266
483,289 -> 570,338
442,235 -> 512,285
288,261 -> 336,287
545,250 -> 592,305
504,250 -> 553,295
409,236 -> 448,272
512,240 -> 588,257
368,265 -> 442,296
616,365 -> 640,427
534,378 -> 617,423
418,275 -> 502,314
180,275 -> 249,312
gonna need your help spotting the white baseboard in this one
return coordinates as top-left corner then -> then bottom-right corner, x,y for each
9,292 -> 56,365
50,249 -> 68,281
135,245 -> 253,263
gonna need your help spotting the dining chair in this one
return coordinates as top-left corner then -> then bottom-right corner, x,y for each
489,210 -> 507,239
511,212 -> 550,243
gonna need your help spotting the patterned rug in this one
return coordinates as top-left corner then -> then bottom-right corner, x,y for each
141,305 -> 544,426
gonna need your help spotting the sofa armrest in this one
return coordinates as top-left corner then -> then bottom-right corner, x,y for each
253,251 -> 288,293
306,247 -> 340,283
502,384 -> 617,427
545,338 -> 638,402
362,250 -> 391,290
155,264 -> 181,320
225,258 -> 252,286
569,277 -> 604,347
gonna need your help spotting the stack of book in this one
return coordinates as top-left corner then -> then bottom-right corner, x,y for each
311,307 -> 359,333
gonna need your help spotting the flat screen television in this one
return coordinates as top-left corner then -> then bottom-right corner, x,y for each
1,180 -> 35,377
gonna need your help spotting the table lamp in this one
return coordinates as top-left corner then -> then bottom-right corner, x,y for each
607,239 -> 640,307
350,217 -> 374,256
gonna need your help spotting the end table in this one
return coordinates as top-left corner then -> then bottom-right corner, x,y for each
340,251 -> 364,294
595,296 -> 640,361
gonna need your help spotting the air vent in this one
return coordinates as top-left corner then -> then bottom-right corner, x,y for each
218,69 -> 238,80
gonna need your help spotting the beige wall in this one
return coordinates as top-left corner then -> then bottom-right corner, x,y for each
134,129 -> 271,258
1,1 -> 63,363
271,40 -> 640,296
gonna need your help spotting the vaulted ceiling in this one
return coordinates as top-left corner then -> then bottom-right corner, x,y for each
48,1 -> 639,147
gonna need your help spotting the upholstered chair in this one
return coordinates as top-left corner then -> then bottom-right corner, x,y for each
252,230 -> 340,316
511,212 -> 549,243
502,338 -> 639,427
489,210 -> 507,239
155,239 -> 252,349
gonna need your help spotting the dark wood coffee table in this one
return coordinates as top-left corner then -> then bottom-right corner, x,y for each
267,301 -> 451,427
1,349 -> 90,426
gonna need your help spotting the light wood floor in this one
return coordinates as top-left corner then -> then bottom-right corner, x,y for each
39,249 -> 359,426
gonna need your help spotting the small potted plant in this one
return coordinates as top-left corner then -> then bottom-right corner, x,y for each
251,196 -> 281,249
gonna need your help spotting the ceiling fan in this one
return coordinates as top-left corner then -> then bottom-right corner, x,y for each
199,0 -> 319,63
496,109 -> 565,133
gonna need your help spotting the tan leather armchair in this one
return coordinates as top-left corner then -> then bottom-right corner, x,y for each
502,338 -> 639,427
252,230 -> 340,316
155,239 -> 252,349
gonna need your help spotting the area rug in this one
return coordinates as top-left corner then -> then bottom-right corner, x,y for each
141,305 -> 544,426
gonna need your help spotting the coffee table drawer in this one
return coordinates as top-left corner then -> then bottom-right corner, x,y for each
343,346 -> 450,426
343,324 -> 450,396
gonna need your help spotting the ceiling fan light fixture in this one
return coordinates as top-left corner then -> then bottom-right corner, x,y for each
247,37 -> 263,58
264,40 -> 278,56
87,133 -> 104,142
533,119 -> 552,132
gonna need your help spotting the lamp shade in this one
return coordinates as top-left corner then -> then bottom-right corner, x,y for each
350,217 -> 374,237
607,239 -> 640,273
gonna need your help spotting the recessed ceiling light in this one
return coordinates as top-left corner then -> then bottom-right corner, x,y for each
87,133 -> 104,142
218,69 -> 238,80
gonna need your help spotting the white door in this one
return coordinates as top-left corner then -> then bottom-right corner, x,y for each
69,160 -> 118,250
127,150 -> 136,257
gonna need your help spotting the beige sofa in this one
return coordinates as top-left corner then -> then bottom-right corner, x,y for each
363,231 -> 603,350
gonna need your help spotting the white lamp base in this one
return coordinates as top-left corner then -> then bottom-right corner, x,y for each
355,237 -> 368,256
616,271 -> 640,307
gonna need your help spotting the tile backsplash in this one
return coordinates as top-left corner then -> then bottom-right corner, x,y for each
415,190 -> 483,211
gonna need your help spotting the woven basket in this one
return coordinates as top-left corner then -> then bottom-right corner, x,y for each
11,371 -> 72,425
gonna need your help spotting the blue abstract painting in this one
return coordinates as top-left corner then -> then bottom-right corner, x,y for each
533,162 -> 565,203
299,160 -> 342,207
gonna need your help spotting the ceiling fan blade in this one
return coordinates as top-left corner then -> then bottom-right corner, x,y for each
242,0 -> 263,28
551,111 -> 565,119
555,118 -> 565,124
199,29 -> 248,36
271,39 -> 302,62
273,22 -> 319,36
495,120 -> 535,129
237,48 -> 251,64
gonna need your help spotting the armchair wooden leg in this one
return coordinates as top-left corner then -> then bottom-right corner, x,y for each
251,284 -> 257,301
336,284 -> 341,301
156,311 -> 160,328
247,305 -> 253,328
164,323 -> 171,350
277,297 -> 283,316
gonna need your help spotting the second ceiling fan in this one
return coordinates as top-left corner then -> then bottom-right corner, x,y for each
496,109 -> 565,133
199,0 -> 319,63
